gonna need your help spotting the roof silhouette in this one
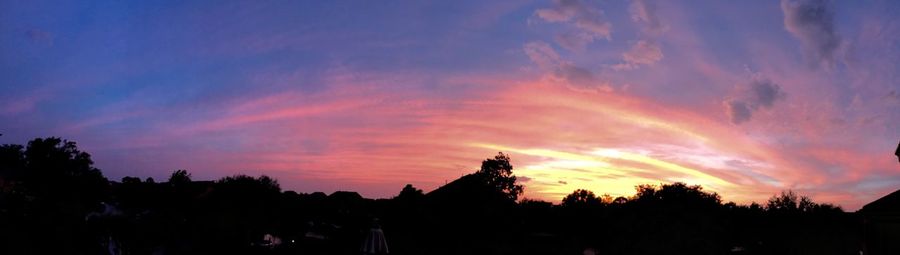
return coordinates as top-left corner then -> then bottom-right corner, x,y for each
860,188 -> 900,213
895,140 -> 899,162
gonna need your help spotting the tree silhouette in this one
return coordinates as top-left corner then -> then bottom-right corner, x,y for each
168,169 -> 192,184
0,144 -> 25,179
0,137 -> 872,254
562,189 -> 603,208
0,137 -> 110,253
194,174 -> 284,252
396,184 -> 424,201
766,190 -> 812,213
475,152 -> 524,201
122,176 -> 142,184
21,137 -> 109,209
633,182 -> 721,209
765,190 -> 843,214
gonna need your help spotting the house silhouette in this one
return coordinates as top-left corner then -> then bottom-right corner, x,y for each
860,188 -> 900,255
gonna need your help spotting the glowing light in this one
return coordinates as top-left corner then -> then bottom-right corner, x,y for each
470,142 -> 736,202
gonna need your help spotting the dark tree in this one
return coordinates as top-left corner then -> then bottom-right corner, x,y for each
122,176 -> 142,184
0,144 -> 25,179
168,169 -> 192,184
475,152 -> 524,201
202,174 -> 283,250
562,189 -> 603,208
612,196 -> 628,205
396,184 -> 424,201
22,137 -> 109,209
766,190 -> 812,213
766,190 -> 843,214
0,137 -> 869,255
0,137 -> 109,254
633,182 -> 721,208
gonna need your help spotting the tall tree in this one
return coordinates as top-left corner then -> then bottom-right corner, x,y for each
22,137 -> 109,209
476,152 -> 524,201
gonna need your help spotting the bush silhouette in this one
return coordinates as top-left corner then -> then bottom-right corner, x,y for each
0,137 -> 871,255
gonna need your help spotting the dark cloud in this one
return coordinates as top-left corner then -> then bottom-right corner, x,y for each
518,176 -> 533,183
724,77 -> 786,124
781,0 -> 842,67
724,100 -> 753,124
749,78 -> 784,107
557,180 -> 568,185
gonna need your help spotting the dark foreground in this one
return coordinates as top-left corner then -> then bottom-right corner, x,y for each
2,137 -> 897,255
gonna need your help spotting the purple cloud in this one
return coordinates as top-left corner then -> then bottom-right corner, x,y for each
613,40 -> 664,70
724,76 -> 786,124
781,0 -> 842,68
535,0 -> 612,51
523,41 -> 605,90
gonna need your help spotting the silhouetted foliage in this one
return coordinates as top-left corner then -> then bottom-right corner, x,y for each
634,182 -> 721,208
561,189 -> 603,208
0,137 -> 877,255
0,137 -> 110,254
168,169 -> 192,184
395,184 -> 424,204
397,184 -> 423,198
475,152 -> 524,201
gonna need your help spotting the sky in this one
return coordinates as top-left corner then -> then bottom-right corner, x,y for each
1,0 -> 898,210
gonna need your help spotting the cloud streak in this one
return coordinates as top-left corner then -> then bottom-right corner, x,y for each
2,0 -> 897,211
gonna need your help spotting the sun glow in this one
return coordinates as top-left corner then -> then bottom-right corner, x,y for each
472,142 -> 736,201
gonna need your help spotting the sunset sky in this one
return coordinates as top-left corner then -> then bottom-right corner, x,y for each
2,0 -> 898,210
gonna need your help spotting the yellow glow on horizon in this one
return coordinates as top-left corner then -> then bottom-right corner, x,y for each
471,143 -> 735,201
588,149 -> 734,187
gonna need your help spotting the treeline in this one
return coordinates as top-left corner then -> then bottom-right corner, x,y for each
0,137 -> 862,255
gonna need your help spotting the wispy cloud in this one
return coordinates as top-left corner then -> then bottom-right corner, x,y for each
2,0 -> 897,210
629,0 -> 667,35
535,0 -> 613,51
613,40 -> 664,70
613,0 -> 666,71
523,41 -> 608,91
